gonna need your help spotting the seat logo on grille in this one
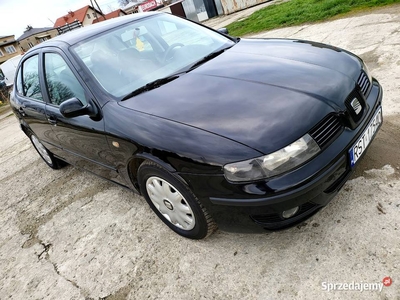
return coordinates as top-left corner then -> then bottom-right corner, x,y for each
350,98 -> 362,115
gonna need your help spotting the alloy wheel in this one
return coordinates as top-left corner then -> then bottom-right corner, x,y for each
31,135 -> 52,165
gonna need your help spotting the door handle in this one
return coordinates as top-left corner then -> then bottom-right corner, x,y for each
18,107 -> 25,116
47,116 -> 58,125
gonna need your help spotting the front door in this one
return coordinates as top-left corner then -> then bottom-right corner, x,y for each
41,51 -> 127,185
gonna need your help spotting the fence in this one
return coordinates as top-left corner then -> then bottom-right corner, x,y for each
56,20 -> 83,35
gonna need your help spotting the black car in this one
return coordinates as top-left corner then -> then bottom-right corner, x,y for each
10,12 -> 382,239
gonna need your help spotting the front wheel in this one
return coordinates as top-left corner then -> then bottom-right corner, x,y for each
138,161 -> 216,239
30,134 -> 66,169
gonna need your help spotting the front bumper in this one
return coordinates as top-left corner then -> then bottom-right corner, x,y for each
181,79 -> 383,230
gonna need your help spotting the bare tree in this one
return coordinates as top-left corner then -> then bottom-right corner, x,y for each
23,72 -> 43,100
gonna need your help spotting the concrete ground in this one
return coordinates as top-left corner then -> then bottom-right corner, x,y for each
1,5 -> 400,300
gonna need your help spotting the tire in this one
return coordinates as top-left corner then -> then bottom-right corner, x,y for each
29,133 -> 66,170
138,160 -> 217,239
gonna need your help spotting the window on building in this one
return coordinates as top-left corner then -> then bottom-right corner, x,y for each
87,13 -> 91,19
0,49 -> 3,57
4,45 -> 16,54
38,36 -> 50,43
28,42 -> 34,48
93,12 -> 96,17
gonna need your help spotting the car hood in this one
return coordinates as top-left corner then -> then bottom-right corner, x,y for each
119,39 -> 362,155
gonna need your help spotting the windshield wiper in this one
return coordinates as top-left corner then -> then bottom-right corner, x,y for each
121,74 -> 179,100
187,46 -> 232,72
121,46 -> 233,100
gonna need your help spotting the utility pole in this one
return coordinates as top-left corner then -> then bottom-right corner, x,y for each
90,0 -> 107,23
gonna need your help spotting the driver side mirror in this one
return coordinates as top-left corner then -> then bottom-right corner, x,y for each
59,97 -> 98,119
217,28 -> 229,35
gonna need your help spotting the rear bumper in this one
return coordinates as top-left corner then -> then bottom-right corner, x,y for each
181,79 -> 383,230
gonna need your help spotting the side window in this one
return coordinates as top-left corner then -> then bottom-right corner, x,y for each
44,53 -> 87,106
15,67 -> 23,95
22,55 -> 43,101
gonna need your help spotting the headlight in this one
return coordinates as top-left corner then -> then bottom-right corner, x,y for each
223,134 -> 320,182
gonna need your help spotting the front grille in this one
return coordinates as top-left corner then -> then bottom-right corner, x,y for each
251,213 -> 282,224
252,203 -> 318,223
357,71 -> 371,98
309,114 -> 343,149
250,202 -> 320,226
345,89 -> 364,123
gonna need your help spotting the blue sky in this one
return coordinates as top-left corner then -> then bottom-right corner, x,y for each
0,0 -> 120,38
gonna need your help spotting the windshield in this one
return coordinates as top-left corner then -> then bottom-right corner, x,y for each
72,13 -> 234,98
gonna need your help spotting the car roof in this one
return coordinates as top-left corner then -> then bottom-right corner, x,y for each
25,12 -> 161,53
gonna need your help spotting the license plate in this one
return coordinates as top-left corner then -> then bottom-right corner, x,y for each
349,106 -> 382,167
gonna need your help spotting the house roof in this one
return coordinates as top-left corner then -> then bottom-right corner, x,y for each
92,9 -> 127,24
0,35 -> 15,41
0,35 -> 16,46
17,27 -> 55,41
54,5 -> 101,28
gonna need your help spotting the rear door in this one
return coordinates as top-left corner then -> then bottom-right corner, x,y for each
13,52 -> 56,152
41,49 -> 127,185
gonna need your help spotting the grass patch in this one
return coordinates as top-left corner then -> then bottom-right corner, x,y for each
226,0 -> 400,36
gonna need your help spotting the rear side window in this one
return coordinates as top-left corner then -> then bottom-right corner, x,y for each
22,55 -> 43,101
15,68 -> 23,95
44,53 -> 87,106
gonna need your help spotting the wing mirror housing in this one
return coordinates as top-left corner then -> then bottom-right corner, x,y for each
217,28 -> 229,35
59,97 -> 99,119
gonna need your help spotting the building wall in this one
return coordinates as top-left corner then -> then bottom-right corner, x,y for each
82,7 -> 101,25
0,36 -> 22,64
123,2 -> 140,14
181,0 -> 199,22
18,29 -> 58,53
220,0 -> 270,14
